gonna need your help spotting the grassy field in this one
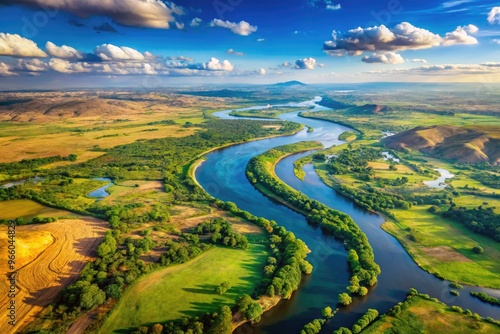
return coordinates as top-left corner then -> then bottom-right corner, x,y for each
361,295 -> 500,334
384,206 -> 500,288
0,199 -> 75,220
101,243 -> 268,333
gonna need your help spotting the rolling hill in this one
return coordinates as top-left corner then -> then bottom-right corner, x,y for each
384,125 -> 500,165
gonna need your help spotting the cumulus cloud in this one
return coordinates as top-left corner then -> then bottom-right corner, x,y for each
294,57 -> 316,69
45,42 -> 85,60
210,19 -> 257,36
362,52 -> 405,64
0,62 -> 17,76
4,0 -> 182,29
15,58 -> 49,73
226,48 -> 245,56
258,68 -> 266,75
493,39 -> 500,45
49,58 -> 90,74
190,17 -> 202,27
0,33 -> 47,57
323,22 -> 479,56
411,58 -> 428,63
488,7 -> 500,24
282,61 -> 291,67
200,57 -> 234,71
94,44 -> 146,61
442,25 -> 478,46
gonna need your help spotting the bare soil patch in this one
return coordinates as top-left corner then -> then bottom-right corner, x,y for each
421,246 -> 472,263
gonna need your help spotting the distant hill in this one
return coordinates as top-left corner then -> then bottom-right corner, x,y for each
273,80 -> 307,87
316,97 -> 353,109
347,104 -> 394,114
384,125 -> 500,165
0,98 -> 143,122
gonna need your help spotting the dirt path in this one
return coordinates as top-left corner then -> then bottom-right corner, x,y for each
0,217 -> 108,333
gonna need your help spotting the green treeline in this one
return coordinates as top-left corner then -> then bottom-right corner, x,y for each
443,206 -> 500,242
246,142 -> 380,293
469,291 -> 500,306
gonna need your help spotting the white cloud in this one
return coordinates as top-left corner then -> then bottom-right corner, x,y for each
258,68 -> 266,75
175,22 -> 184,30
190,17 -> 202,27
442,25 -> 478,46
201,57 -> 234,71
411,58 -> 428,63
326,4 -> 341,10
362,52 -> 405,64
488,7 -> 500,24
94,44 -> 146,61
210,19 -> 257,36
226,49 -> 245,56
49,58 -> 90,74
45,42 -> 85,60
257,38 -> 265,42
282,61 -> 291,67
0,62 -> 17,76
493,39 -> 500,45
15,58 -> 49,72
2,0 -> 181,29
295,57 -> 316,69
0,33 -> 47,57
323,22 -> 479,56
324,23 -> 441,55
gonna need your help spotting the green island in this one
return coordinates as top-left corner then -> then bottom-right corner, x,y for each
229,106 -> 312,118
246,142 -> 381,295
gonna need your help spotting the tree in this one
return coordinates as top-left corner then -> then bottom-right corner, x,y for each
208,306 -> 232,334
338,293 -> 352,306
80,284 -> 106,309
150,323 -> 163,334
322,306 -> 334,319
215,281 -> 231,295
68,154 -> 78,161
245,302 -> 263,323
358,286 -> 368,296
472,246 -> 484,254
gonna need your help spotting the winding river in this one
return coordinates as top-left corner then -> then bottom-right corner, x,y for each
195,98 -> 500,333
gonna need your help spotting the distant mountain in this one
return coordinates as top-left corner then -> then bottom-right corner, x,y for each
384,125 -> 500,165
273,80 -> 307,87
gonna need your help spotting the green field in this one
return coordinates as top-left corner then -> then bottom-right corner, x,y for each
0,199 -> 74,220
361,295 -> 500,334
101,243 -> 268,333
385,206 -> 500,288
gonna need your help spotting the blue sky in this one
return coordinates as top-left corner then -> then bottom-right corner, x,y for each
0,0 -> 499,88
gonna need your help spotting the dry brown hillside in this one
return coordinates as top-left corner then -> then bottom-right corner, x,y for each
0,98 -> 144,122
384,125 -> 500,165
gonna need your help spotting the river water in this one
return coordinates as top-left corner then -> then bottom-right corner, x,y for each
195,98 -> 500,333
